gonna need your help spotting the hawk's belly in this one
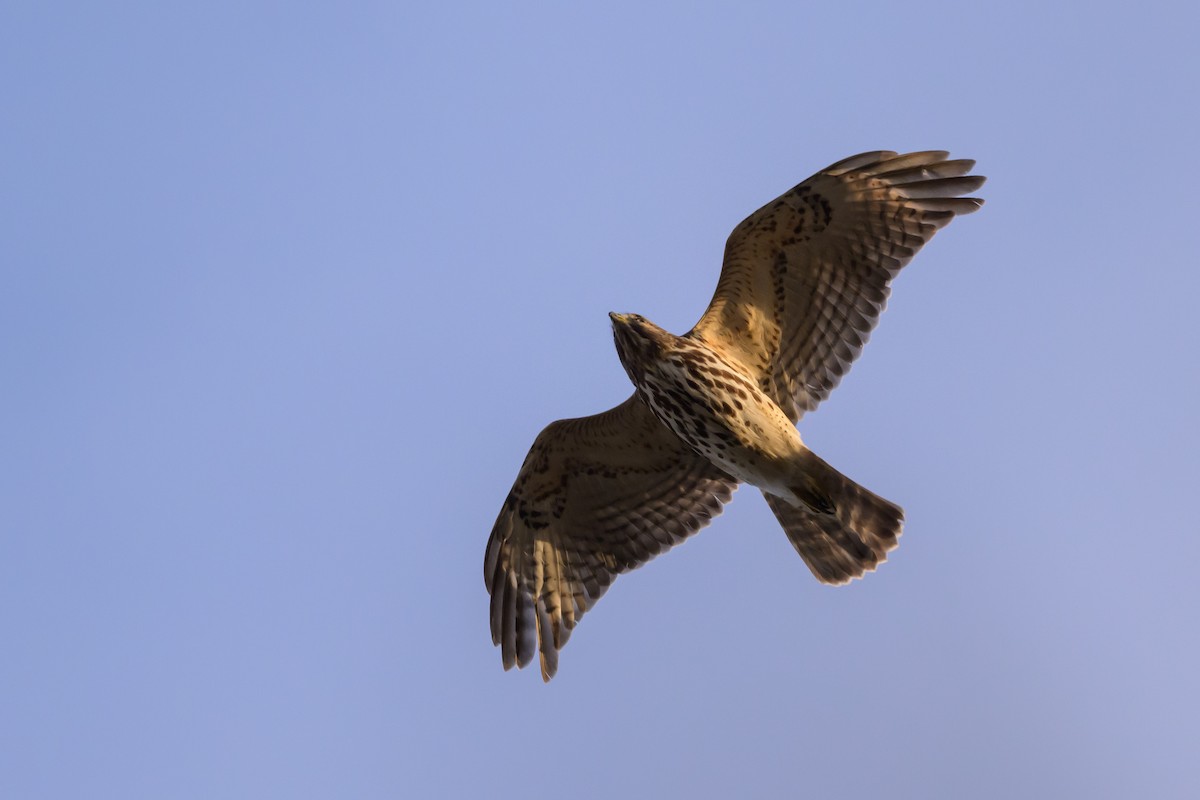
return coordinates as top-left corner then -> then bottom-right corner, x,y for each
633,344 -> 804,496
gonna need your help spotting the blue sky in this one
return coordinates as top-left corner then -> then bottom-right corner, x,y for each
3,2 -> 1199,798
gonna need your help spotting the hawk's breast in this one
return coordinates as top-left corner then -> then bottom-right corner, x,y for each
634,337 -> 803,493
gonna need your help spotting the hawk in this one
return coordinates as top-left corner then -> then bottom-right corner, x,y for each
485,150 -> 985,680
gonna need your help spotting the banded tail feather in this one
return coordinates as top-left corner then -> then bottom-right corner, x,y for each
764,449 -> 904,585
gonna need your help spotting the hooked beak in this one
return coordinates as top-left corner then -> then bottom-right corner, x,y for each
609,312 -> 627,325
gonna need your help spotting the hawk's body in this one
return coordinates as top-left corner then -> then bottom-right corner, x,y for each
486,151 -> 985,680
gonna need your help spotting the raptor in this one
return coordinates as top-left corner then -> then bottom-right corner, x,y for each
485,150 -> 985,680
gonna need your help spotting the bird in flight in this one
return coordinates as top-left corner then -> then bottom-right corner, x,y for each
485,150 -> 985,680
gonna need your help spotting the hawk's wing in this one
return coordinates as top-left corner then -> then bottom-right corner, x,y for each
689,151 -> 985,422
484,394 -> 736,681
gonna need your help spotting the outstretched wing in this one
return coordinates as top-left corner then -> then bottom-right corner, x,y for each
485,395 -> 736,681
689,150 -> 985,422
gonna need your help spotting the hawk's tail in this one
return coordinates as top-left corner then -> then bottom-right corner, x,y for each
763,450 -> 904,585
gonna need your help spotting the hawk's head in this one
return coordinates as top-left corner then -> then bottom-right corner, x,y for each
610,312 -> 673,383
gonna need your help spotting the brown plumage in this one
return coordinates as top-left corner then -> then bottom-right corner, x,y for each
485,150 -> 985,680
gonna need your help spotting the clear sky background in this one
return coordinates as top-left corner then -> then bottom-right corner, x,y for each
3,2 -> 1199,798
